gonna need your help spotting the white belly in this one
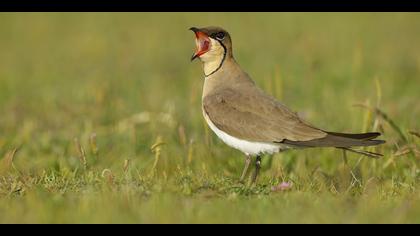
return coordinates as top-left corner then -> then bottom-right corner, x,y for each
203,112 -> 289,156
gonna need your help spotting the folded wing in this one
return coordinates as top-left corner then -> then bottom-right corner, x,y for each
203,87 -> 327,143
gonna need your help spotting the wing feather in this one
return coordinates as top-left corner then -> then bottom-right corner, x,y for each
203,87 -> 327,143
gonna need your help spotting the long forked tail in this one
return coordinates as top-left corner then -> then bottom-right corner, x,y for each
337,147 -> 383,159
282,131 -> 385,158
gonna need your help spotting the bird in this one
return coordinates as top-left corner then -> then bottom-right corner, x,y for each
189,26 -> 385,184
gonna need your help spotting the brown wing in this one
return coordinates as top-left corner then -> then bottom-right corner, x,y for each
203,87 -> 327,143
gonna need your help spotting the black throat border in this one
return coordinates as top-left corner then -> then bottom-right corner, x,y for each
204,40 -> 227,77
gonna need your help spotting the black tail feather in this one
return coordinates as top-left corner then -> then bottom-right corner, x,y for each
282,132 -> 385,148
326,131 -> 381,140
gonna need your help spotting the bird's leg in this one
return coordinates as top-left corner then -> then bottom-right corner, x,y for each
239,154 -> 252,183
251,155 -> 262,185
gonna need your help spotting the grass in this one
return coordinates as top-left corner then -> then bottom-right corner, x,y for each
0,12 -> 419,223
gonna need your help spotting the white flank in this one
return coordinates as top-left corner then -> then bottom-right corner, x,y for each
203,112 -> 289,156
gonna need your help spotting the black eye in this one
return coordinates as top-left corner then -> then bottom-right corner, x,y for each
215,32 -> 225,40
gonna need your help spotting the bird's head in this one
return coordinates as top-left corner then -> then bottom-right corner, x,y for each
190,26 -> 233,64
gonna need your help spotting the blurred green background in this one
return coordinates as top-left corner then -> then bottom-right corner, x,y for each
0,13 -> 419,223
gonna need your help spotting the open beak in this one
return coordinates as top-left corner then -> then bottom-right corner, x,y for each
190,27 -> 211,61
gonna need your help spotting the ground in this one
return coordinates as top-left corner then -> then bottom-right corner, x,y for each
0,13 -> 419,223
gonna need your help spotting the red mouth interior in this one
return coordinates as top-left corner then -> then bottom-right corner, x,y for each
194,32 -> 210,57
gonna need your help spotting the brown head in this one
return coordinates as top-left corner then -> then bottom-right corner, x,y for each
190,26 -> 234,76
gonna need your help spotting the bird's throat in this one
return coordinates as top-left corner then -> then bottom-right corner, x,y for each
203,58 -> 225,77
202,39 -> 227,77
